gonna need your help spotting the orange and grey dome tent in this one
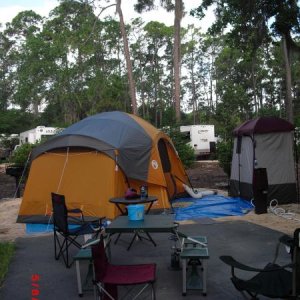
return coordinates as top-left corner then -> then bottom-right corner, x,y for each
17,111 -> 189,222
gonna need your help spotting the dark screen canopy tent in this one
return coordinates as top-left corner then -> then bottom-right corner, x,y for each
230,117 -> 297,204
17,111 -> 189,223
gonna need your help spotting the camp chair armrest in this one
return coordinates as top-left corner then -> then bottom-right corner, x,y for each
220,256 -> 264,272
90,216 -> 106,226
67,215 -> 84,224
82,232 -> 108,249
86,217 -> 106,231
220,256 -> 294,273
67,208 -> 85,222
81,238 -> 101,249
68,208 -> 83,214
279,234 -> 294,247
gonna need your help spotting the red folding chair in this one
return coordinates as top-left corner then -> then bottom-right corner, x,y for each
91,237 -> 156,300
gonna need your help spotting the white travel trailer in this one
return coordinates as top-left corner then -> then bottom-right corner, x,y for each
19,126 -> 61,145
180,125 -> 216,156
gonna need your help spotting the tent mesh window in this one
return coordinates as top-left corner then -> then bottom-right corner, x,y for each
158,139 -> 171,173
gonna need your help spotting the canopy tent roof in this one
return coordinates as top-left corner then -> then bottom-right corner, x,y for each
31,111 -> 170,182
233,117 -> 294,136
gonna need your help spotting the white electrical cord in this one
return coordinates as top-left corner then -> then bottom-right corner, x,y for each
269,199 -> 300,222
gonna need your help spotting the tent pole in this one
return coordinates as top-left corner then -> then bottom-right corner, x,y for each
251,135 -> 255,201
238,149 -> 241,197
293,134 -> 299,204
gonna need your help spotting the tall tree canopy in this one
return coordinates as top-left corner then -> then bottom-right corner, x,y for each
0,0 -> 299,141
134,0 -> 184,122
192,0 -> 300,123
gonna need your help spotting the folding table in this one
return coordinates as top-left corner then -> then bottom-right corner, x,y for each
73,248 -> 94,297
105,214 -> 179,253
109,196 -> 158,250
109,196 -> 157,215
180,236 -> 209,296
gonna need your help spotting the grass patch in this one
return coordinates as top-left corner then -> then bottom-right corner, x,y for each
0,242 -> 15,286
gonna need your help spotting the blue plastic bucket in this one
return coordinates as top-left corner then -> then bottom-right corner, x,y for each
127,204 -> 145,221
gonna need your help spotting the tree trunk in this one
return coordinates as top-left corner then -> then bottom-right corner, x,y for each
209,55 -> 214,114
251,56 -> 258,114
116,0 -> 138,115
141,80 -> 145,118
173,0 -> 183,123
282,34 -> 294,123
191,51 -> 197,125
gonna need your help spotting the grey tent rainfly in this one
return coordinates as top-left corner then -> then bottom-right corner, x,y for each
230,117 -> 297,204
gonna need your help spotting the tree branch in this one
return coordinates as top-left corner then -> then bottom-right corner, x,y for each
83,3 -> 116,45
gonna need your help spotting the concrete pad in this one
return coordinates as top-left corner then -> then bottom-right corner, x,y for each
0,220 -> 291,299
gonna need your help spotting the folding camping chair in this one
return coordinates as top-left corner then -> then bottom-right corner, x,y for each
51,192 -> 104,268
91,237 -> 156,300
220,228 -> 300,299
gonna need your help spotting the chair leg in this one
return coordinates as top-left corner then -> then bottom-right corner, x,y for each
54,231 -> 58,260
54,234 -> 71,268
64,237 -> 75,268
131,283 -> 153,300
94,283 -> 102,300
54,231 -> 67,261
243,290 -> 259,300
152,282 -> 156,300
66,238 -> 69,268
54,232 -> 82,268
58,237 -> 68,267
96,283 -> 115,300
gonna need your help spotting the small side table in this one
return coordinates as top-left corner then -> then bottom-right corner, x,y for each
73,248 -> 94,297
109,196 -> 158,250
109,196 -> 157,215
180,236 -> 209,296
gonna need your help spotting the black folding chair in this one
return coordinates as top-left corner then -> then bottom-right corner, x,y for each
220,228 -> 300,299
51,192 -> 104,268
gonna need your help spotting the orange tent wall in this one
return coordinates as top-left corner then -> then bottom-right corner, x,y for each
19,151 -> 127,221
18,150 -> 173,222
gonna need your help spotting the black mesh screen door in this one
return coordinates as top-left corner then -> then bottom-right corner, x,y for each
158,139 -> 176,200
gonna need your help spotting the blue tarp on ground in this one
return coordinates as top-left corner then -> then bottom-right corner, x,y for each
26,224 -> 81,234
173,195 -> 254,221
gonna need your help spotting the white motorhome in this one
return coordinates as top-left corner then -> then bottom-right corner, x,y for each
180,125 -> 216,156
19,126 -> 61,145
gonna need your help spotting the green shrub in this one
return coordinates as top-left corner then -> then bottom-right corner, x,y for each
164,127 -> 195,168
216,140 -> 233,176
10,143 -> 35,166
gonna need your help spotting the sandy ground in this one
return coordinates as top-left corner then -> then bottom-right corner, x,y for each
1,197 -> 300,242
214,202 -> 300,236
0,198 -> 26,242
1,161 -> 300,241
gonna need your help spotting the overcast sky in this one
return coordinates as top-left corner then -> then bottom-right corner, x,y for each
0,0 -> 215,31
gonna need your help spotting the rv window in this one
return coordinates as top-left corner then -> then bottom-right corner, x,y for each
181,132 -> 191,142
158,139 -> 171,172
41,135 -> 54,141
